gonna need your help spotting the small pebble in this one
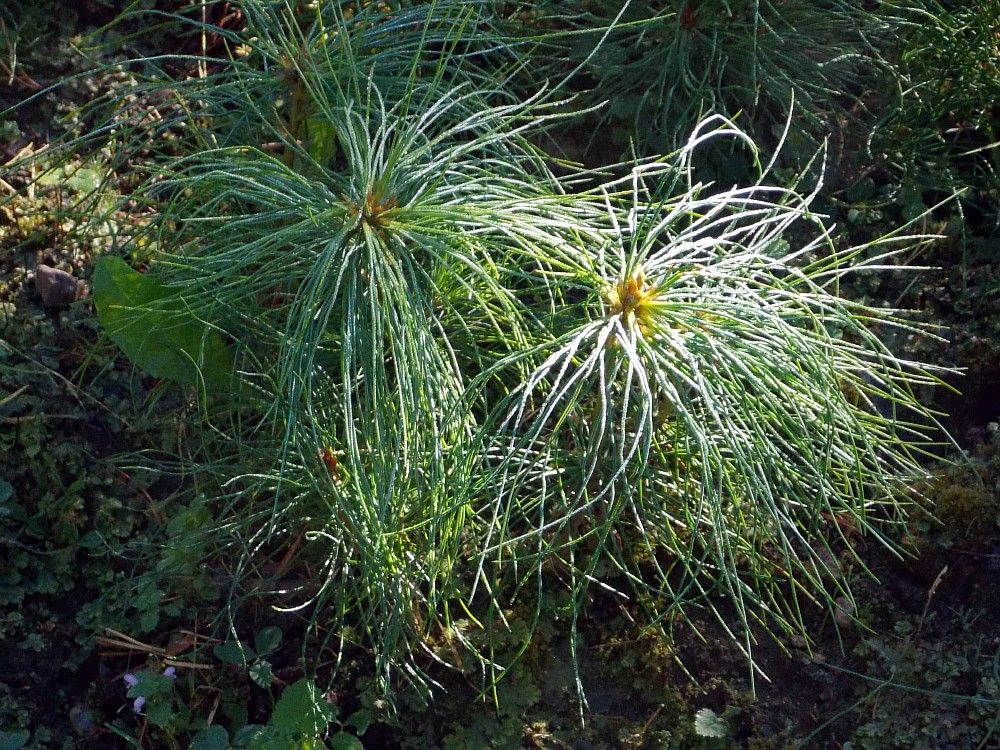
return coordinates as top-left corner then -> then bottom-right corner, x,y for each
68,704 -> 98,736
834,596 -> 855,627
814,545 -> 843,581
35,264 -> 78,307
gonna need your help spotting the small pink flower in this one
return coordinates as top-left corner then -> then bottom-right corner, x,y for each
123,667 -> 176,714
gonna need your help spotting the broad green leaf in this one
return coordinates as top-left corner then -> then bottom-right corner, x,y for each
214,639 -> 253,666
343,709 -> 371,735
139,606 -> 159,633
306,117 -> 338,166
271,678 -> 335,737
254,626 -> 283,658
248,732 -> 295,750
78,530 -> 104,549
92,256 -> 235,390
232,724 -> 264,748
146,700 -> 175,730
328,733 -> 364,750
249,659 -> 274,688
191,725 -> 231,750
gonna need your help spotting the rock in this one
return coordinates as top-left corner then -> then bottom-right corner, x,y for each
35,264 -> 78,307
68,704 -> 99,736
834,596 -> 855,627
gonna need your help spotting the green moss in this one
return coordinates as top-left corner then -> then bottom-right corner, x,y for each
921,441 -> 1000,546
